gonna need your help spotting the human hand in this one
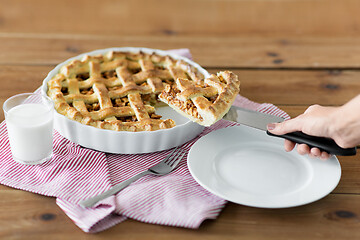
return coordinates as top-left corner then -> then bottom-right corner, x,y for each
267,104 -> 339,160
267,95 -> 360,159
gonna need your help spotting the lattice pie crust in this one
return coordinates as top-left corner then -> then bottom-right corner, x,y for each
159,71 -> 240,126
47,51 -> 240,131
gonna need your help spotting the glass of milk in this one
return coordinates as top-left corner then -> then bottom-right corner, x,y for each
3,93 -> 54,165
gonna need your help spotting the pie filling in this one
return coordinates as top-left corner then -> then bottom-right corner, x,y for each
61,87 -> 69,96
102,70 -> 117,79
160,85 -> 203,121
86,102 -> 100,112
77,73 -> 90,81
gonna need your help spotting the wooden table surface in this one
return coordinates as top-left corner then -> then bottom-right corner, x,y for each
1,0 -> 360,239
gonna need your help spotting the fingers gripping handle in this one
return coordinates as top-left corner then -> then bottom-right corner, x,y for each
266,131 -> 357,156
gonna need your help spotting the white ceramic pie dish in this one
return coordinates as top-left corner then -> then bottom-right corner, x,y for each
41,47 -> 209,154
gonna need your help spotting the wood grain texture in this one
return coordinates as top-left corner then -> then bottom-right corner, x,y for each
0,193 -> 358,239
210,69 -> 360,105
1,0 -> 360,37
2,35 -> 360,68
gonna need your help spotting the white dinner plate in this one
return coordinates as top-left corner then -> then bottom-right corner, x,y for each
187,125 -> 341,208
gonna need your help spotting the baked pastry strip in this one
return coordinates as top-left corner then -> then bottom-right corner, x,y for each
159,71 -> 240,126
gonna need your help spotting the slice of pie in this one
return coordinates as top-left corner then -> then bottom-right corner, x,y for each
159,71 -> 240,126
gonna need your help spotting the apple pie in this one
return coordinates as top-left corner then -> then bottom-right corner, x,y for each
159,71 -> 240,126
47,51 -> 240,131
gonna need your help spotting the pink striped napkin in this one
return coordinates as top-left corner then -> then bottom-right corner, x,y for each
0,49 -> 289,233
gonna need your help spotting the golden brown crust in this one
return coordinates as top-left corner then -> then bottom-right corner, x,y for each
159,71 -> 240,126
47,51 -> 205,132
47,50 -> 239,131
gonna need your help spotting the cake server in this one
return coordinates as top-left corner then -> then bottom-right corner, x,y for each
223,105 -> 357,156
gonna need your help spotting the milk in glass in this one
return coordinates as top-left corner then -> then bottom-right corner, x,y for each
4,94 -> 54,165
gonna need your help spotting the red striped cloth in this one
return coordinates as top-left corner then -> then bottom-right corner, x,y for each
0,49 -> 290,232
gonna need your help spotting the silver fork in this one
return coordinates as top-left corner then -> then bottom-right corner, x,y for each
80,147 -> 186,208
